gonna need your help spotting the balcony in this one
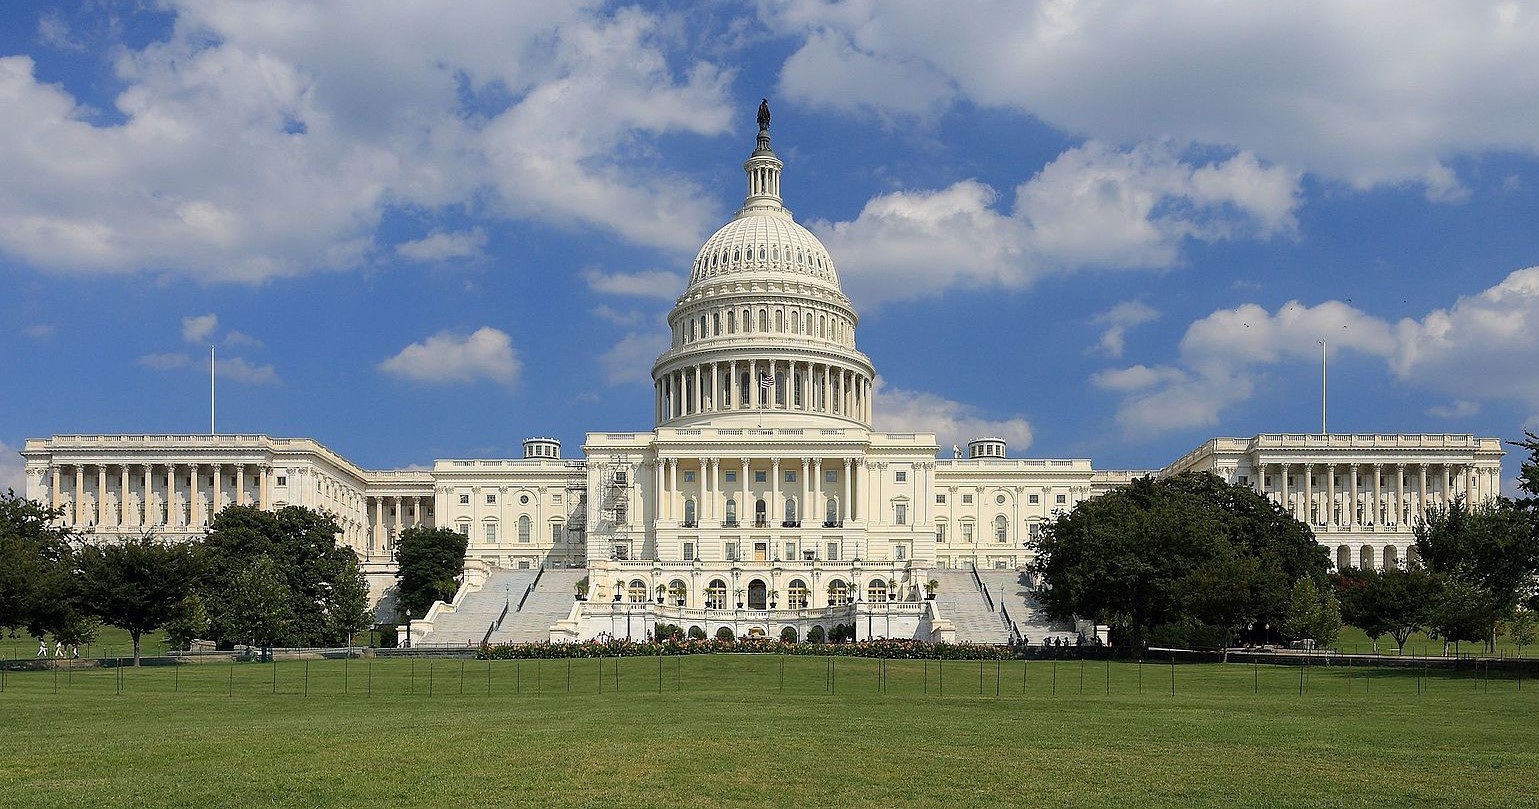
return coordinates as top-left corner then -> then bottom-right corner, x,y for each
753,518 -> 770,528
723,520 -> 740,528
781,520 -> 801,528
682,521 -> 697,528
822,520 -> 844,528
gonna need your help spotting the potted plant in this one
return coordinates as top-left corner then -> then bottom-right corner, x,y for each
887,579 -> 898,602
614,580 -> 624,602
769,589 -> 779,609
735,588 -> 745,609
655,584 -> 667,604
575,577 -> 589,601
670,583 -> 687,606
925,579 -> 938,600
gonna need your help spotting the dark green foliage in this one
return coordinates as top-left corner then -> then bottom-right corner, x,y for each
1334,565 -> 1439,653
76,533 -> 200,664
1415,495 -> 1539,650
1031,472 -> 1327,648
394,525 -> 468,620
687,625 -> 706,640
1282,577 -> 1341,646
199,505 -> 370,647
779,625 -> 797,642
652,622 -> 682,641
0,491 -> 79,640
163,593 -> 211,650
714,626 -> 734,641
806,624 -> 825,644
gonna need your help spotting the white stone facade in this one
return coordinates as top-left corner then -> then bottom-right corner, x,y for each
15,111 -> 1506,642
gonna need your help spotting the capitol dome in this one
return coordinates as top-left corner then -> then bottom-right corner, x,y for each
649,102 -> 875,430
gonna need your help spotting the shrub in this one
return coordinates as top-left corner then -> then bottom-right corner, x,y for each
653,623 -> 682,642
715,626 -> 735,641
807,625 -> 825,644
779,626 -> 798,642
688,625 -> 706,640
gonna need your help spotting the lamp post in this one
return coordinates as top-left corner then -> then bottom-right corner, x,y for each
403,609 -> 412,649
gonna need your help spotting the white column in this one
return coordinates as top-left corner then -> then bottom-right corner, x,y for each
1418,464 -> 1428,521
1349,464 -> 1359,528
74,465 -> 85,525
740,457 -> 750,524
95,465 -> 107,527
165,465 -> 177,526
142,465 -> 153,525
843,458 -> 853,521
668,458 -> 678,521
1395,465 -> 1405,529
118,465 -> 129,527
1372,463 -> 1382,526
771,458 -> 781,524
813,458 -> 823,525
212,463 -> 223,517
235,464 -> 245,507
802,457 -> 811,524
1302,463 -> 1313,526
1326,464 -> 1335,527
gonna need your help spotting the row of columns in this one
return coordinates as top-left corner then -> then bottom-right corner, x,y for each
654,456 -> 862,527
655,359 -> 870,424
1263,462 -> 1498,529
368,495 -> 431,555
46,462 -> 270,529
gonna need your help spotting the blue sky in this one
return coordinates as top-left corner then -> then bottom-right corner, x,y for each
4,1 -> 1539,492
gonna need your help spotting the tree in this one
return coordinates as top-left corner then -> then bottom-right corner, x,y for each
1425,576 -> 1494,655
1032,473 -> 1328,649
394,526 -> 468,621
163,593 -> 211,651
1508,610 -> 1537,654
224,555 -> 294,647
0,491 -> 79,641
1415,496 -> 1539,651
199,505 -> 370,647
1335,566 -> 1439,654
76,533 -> 201,665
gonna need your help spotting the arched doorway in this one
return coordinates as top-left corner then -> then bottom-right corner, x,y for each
748,579 -> 768,610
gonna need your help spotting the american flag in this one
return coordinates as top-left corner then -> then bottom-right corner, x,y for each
759,372 -> 774,389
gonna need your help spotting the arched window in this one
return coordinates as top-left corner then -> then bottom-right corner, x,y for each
518,515 -> 531,544
683,499 -> 697,526
688,320 -> 695,341
827,579 -> 850,606
669,578 -> 687,606
1359,545 -> 1376,570
627,579 -> 647,603
759,309 -> 768,331
775,310 -> 784,332
805,313 -> 812,334
784,498 -> 797,526
728,311 -> 736,333
1336,545 -> 1351,570
788,579 -> 809,609
725,498 -> 738,526
741,372 -> 752,405
1384,545 -> 1400,569
867,579 -> 887,602
713,313 -> 720,335
825,498 -> 839,526
818,315 -> 825,337
755,499 -> 767,527
791,312 -> 800,334
994,515 -> 1008,543
706,579 -> 728,609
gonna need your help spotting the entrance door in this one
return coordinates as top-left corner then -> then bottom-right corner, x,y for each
748,579 -> 768,610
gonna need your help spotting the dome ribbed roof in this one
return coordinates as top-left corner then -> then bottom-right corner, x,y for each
687,215 -> 841,291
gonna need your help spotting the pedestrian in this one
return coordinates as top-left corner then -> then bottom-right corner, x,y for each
54,640 -> 65,657
36,639 -> 48,657
71,644 -> 80,658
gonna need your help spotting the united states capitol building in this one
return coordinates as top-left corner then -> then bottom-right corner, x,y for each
20,108 -> 1506,646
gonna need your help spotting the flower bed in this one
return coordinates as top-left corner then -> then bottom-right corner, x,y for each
477,636 -> 1013,660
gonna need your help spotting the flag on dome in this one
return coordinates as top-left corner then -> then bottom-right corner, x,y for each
759,373 -> 774,389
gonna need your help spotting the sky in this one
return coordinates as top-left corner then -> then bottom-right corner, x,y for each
3,1 -> 1539,494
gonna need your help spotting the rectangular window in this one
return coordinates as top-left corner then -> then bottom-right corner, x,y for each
518,560 -> 531,570
486,493 -> 496,504
784,471 -> 796,483
936,523 -> 947,542
935,493 -> 946,504
962,494 -> 973,504
552,493 -> 563,504
825,471 -> 837,483
894,503 -> 907,525
895,471 -> 907,483
684,471 -> 695,482
614,506 -> 626,525
275,476 -> 287,487
459,493 -> 470,505
725,471 -> 737,483
962,524 -> 974,543
895,544 -> 906,561
484,523 -> 496,542
551,524 -> 563,543
1055,494 -> 1067,505
457,523 -> 470,536
725,541 -> 738,561
785,541 -> 795,560
683,542 -> 695,561
826,541 -> 839,561
1028,494 -> 1039,504
755,471 -> 767,483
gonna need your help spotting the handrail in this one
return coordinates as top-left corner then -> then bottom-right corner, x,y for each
999,602 -> 1022,643
970,565 -> 995,611
517,565 -> 544,612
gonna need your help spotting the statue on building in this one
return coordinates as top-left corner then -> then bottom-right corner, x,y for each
757,98 -> 771,131
953,444 -> 962,459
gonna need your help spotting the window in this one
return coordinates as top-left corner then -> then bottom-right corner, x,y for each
725,471 -> 737,483
784,471 -> 796,483
706,579 -> 727,609
827,542 -> 839,561
1055,494 -> 1067,505
755,471 -> 767,483
486,493 -> 497,504
962,523 -> 974,543
484,522 -> 497,543
518,515 -> 531,543
936,523 -> 947,543
552,493 -> 563,504
725,499 -> 738,525
1028,494 -> 1039,504
275,476 -> 287,487
962,494 -> 973,504
895,471 -> 907,483
785,542 -> 795,560
895,544 -> 907,561
894,503 -> 907,525
683,542 -> 695,561
825,499 -> 838,525
825,470 -> 837,483
551,523 -> 563,543
867,580 -> 887,602
994,515 -> 1008,543
457,522 -> 470,536
725,541 -> 738,561
784,499 -> 797,525
683,499 -> 697,526
614,506 -> 626,525
684,471 -> 695,483
828,580 -> 850,606
936,494 -> 946,504
627,579 -> 647,603
754,499 -> 767,527
788,580 -> 808,609
459,494 -> 470,505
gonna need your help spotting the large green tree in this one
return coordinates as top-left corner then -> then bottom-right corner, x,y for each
395,525 -> 468,621
1415,497 -> 1539,651
76,533 -> 201,665
1335,565 -> 1439,654
0,490 -> 79,641
199,505 -> 370,647
1031,472 -> 1328,649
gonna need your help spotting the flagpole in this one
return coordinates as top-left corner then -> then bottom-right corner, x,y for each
1318,338 -> 1327,435
210,344 -> 216,435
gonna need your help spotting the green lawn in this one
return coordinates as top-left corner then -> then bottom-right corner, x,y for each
2,654 -> 1536,807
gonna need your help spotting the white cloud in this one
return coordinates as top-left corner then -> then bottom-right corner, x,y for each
222,330 -> 263,349
395,228 -> 487,262
1091,300 -> 1159,357
582,268 -> 684,298
137,352 -> 194,371
216,357 -> 279,385
600,332 -> 668,385
592,305 -> 649,327
873,377 -> 1033,454
815,141 -> 1299,306
24,324 -> 54,340
0,4 -> 732,281
181,313 -> 218,344
766,0 -> 1539,195
0,440 -> 25,495
379,327 -> 520,386
1097,266 -> 1539,437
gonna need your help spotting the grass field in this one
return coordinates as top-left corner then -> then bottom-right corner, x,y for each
2,654 -> 1536,808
